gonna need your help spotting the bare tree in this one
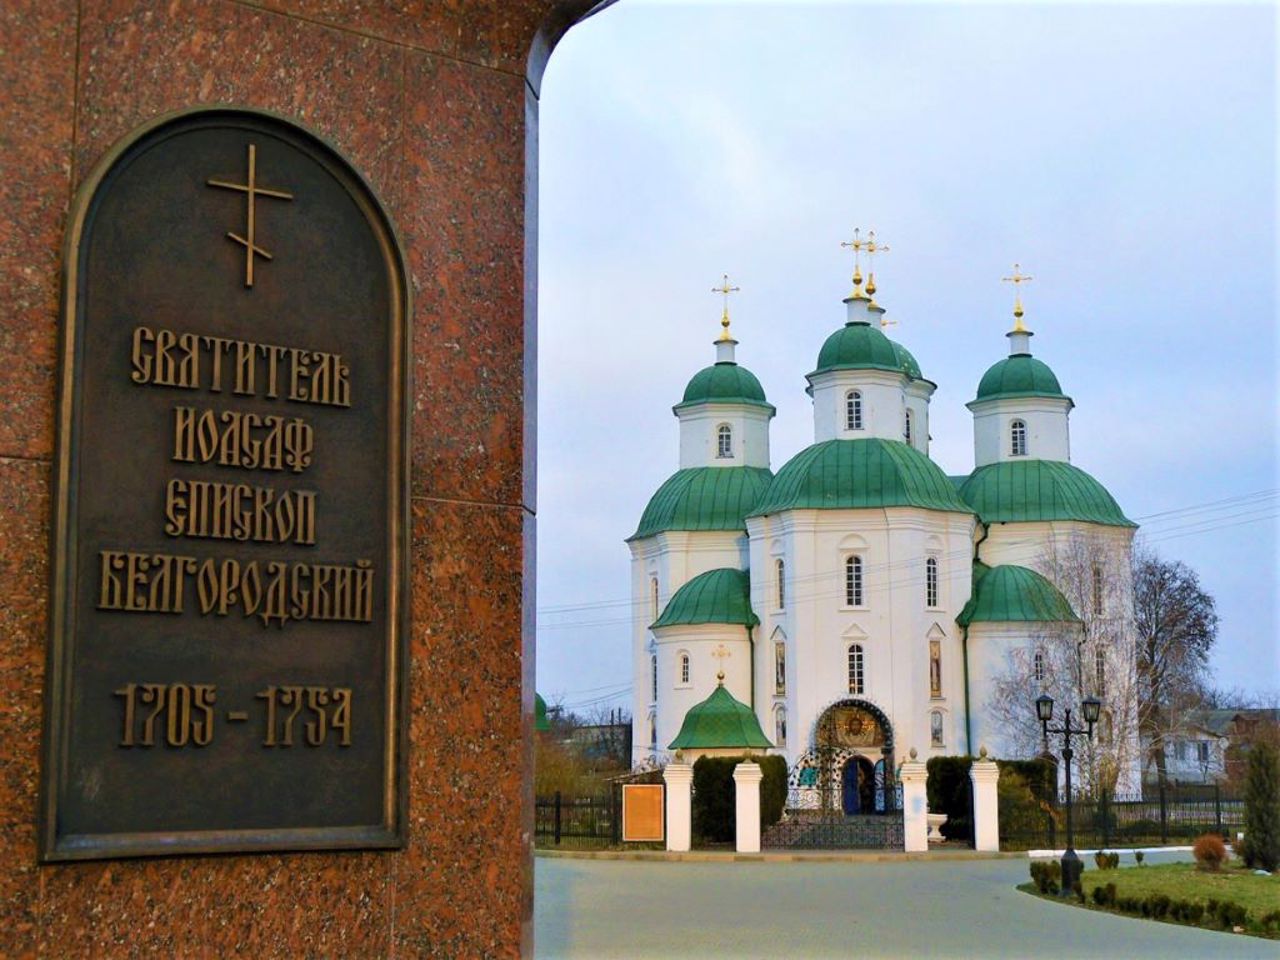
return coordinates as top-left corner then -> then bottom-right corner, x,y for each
1133,546 -> 1218,790
987,530 -> 1143,796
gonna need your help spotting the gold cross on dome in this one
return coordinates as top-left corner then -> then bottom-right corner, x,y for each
840,228 -> 869,294
1001,263 -> 1034,330
711,273 -> 740,340
207,144 -> 294,288
711,643 -> 732,682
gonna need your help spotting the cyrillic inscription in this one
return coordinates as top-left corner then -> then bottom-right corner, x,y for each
43,109 -> 407,861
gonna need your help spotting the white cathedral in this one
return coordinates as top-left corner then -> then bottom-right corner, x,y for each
628,252 -> 1141,810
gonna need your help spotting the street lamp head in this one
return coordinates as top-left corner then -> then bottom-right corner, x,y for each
1035,694 -> 1054,723
1082,696 -> 1102,725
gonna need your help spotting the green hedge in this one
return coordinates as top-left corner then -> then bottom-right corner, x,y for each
926,756 -> 974,841
692,755 -> 788,843
928,754 -> 1058,842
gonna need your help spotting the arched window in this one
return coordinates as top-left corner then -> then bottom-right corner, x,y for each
774,639 -> 786,695
904,408 -> 913,445
1095,647 -> 1106,698
845,390 -> 863,431
930,710 -> 944,747
650,654 -> 657,701
929,639 -> 942,698
1010,419 -> 1027,457
1092,565 -> 1104,616
925,556 -> 939,607
650,577 -> 659,620
774,706 -> 787,747
649,712 -> 656,747
716,423 -> 733,459
775,558 -> 785,610
679,652 -> 690,685
847,643 -> 865,694
845,555 -> 864,606
1033,650 -> 1045,684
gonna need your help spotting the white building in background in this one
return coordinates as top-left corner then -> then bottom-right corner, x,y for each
628,254 -> 1142,809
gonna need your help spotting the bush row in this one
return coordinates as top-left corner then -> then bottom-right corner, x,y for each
1086,881 -> 1280,934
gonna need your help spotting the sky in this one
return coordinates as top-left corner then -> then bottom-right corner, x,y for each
534,0 -> 1278,719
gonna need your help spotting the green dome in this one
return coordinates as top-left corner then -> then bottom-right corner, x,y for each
974,354 -> 1066,402
890,340 -> 923,380
668,684 -> 773,750
676,362 -> 773,411
957,563 -> 1081,626
630,466 -> 773,541
810,321 -> 909,379
535,693 -> 551,732
652,568 -> 758,630
750,439 -> 973,516
958,459 -> 1136,527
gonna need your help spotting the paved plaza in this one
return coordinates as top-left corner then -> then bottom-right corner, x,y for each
535,852 -> 1280,959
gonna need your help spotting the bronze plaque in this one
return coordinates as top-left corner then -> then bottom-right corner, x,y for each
40,109 -> 409,861
622,784 -> 664,842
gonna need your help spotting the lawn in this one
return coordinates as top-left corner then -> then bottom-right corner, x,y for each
1021,862 -> 1280,939
1081,863 -> 1279,916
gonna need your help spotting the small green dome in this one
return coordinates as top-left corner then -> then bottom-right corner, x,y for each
810,321 -> 907,379
676,362 -> 773,411
957,563 -> 1080,626
958,459 -> 1136,527
630,466 -> 774,541
750,439 -> 973,516
652,568 -> 758,630
974,354 -> 1066,402
535,693 -> 551,732
668,684 -> 773,750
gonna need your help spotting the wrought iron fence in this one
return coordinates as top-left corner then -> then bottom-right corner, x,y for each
534,791 -> 619,849
1001,783 -> 1242,851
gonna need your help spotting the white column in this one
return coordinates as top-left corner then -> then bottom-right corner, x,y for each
663,763 -> 693,853
733,761 -> 763,853
971,747 -> 1001,852
899,748 -> 929,853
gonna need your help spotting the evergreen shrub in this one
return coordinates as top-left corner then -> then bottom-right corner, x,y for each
926,756 -> 973,841
1093,851 -> 1119,870
692,755 -> 790,843
759,755 -> 788,830
1028,859 -> 1062,894
692,757 -> 738,843
1242,741 -> 1280,871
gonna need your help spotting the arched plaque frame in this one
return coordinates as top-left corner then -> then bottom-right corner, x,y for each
41,108 -> 409,861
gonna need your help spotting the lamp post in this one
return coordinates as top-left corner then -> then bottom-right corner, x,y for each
1036,692 -> 1102,896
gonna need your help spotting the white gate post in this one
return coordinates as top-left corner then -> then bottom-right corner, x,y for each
899,748 -> 929,853
971,747 -> 1001,852
733,761 -> 763,853
663,763 -> 693,852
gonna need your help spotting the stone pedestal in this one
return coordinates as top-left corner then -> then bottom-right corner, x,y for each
733,761 -> 763,853
0,0 -> 600,954
663,763 -> 694,853
899,753 -> 929,853
971,752 -> 1002,852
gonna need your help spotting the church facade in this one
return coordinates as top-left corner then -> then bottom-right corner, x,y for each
628,260 -> 1141,808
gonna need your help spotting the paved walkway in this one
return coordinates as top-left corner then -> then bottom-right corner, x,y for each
535,852 -> 1280,959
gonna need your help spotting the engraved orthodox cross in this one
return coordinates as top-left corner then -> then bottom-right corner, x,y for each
207,144 -> 294,287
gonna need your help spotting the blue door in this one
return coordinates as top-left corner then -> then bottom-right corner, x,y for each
841,759 -> 860,814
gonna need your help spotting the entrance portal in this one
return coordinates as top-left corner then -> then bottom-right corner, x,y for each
840,756 -> 876,814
